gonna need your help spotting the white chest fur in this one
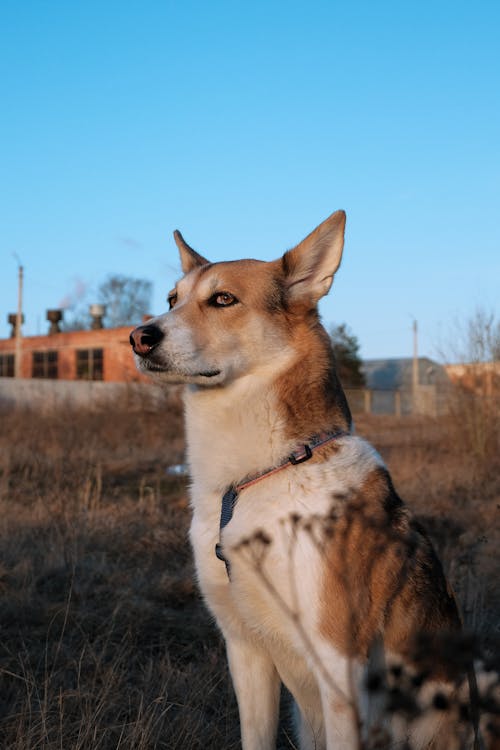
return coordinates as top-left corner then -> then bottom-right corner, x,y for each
189,432 -> 382,646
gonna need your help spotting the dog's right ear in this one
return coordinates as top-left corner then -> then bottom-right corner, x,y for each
280,210 -> 346,306
173,230 -> 210,274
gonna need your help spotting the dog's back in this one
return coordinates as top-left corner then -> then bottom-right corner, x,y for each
131,211 -> 466,749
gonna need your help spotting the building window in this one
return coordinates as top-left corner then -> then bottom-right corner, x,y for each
32,351 -> 58,379
0,354 -> 15,377
76,349 -> 104,380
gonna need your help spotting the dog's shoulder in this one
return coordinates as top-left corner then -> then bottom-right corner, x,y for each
316,433 -> 386,495
317,436 -> 462,667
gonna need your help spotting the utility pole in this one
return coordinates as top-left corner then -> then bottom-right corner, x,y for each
14,259 -> 24,378
412,319 -> 418,414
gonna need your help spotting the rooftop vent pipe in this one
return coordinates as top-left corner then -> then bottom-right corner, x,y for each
7,313 -> 24,338
89,304 -> 106,329
47,309 -> 63,335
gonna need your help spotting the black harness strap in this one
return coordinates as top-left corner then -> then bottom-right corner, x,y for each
215,487 -> 239,576
215,430 -> 347,578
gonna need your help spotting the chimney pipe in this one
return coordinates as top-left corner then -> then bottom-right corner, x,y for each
89,304 -> 106,329
47,309 -> 63,335
8,312 -> 24,338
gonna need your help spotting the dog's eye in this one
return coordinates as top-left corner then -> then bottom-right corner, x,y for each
209,292 -> 239,307
167,292 -> 178,310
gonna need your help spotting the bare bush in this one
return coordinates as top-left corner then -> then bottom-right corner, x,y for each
436,308 -> 500,474
440,308 -> 500,365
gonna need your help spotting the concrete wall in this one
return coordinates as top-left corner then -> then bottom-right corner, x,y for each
1,379 -> 447,417
0,377 -> 172,412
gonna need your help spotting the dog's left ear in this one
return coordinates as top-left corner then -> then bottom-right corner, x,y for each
281,210 -> 346,305
173,230 -> 210,274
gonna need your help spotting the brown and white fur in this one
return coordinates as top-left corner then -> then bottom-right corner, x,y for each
130,211 -> 462,749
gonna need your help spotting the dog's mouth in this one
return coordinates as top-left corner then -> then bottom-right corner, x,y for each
139,358 -> 221,380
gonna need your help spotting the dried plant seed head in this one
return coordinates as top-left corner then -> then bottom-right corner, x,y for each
433,692 -> 450,711
411,673 -> 425,688
459,703 -> 471,722
366,672 -> 384,692
390,664 -> 403,680
253,529 -> 271,546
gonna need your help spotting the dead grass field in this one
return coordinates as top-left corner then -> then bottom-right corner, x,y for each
0,392 -> 498,749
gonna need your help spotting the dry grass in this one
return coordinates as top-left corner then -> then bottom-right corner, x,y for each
0,391 -> 498,748
0,399 -> 240,749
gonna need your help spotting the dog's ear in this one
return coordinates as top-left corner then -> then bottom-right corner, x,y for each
281,210 -> 346,305
173,230 -> 210,273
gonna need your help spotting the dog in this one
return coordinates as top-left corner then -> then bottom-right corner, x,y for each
130,211 -> 467,749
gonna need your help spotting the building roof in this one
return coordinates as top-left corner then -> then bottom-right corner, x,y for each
361,357 -> 450,390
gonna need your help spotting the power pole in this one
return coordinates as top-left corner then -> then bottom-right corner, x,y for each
412,319 -> 418,413
14,261 -> 24,378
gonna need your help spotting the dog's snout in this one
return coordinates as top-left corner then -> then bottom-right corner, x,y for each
129,324 -> 164,356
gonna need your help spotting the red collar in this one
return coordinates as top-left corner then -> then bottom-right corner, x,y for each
235,430 -> 347,493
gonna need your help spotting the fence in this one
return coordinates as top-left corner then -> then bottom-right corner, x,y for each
344,385 -> 446,417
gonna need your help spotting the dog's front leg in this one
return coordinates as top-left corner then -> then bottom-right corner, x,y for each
225,636 -> 280,750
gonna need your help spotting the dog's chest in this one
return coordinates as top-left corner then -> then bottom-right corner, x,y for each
224,471 -> 335,639
190,444 -> 380,645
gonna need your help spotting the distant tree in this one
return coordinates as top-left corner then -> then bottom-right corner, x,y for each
438,307 -> 500,363
98,275 -> 153,328
329,323 -> 365,387
61,274 -> 153,331
61,311 -> 89,331
464,308 -> 500,362
60,278 -> 91,331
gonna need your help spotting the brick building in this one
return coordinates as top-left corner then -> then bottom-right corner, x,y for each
0,311 -> 145,383
445,361 -> 500,396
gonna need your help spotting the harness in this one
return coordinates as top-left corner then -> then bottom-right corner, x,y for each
215,430 -> 348,577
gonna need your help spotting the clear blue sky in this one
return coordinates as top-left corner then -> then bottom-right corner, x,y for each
1,0 -> 499,359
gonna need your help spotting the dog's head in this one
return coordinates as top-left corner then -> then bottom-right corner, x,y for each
130,210 -> 346,387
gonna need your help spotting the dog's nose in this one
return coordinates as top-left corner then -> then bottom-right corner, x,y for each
129,324 -> 164,356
